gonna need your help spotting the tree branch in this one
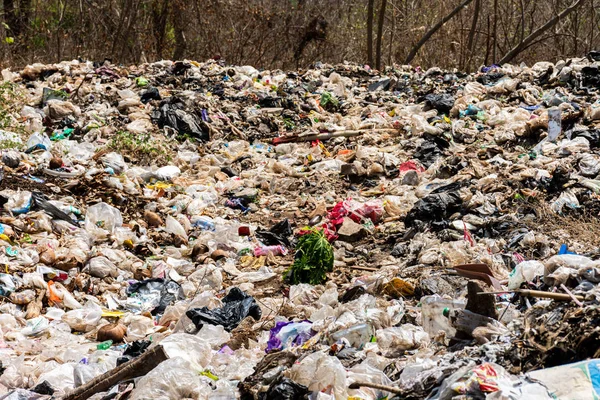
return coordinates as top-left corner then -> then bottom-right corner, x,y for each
404,0 -> 475,65
498,0 -> 587,64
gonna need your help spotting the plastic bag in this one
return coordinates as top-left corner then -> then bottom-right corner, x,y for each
551,189 -> 579,214
579,154 -> 600,176
84,256 -> 118,278
256,219 -> 293,247
376,324 -> 429,355
405,192 -> 462,226
263,377 -> 309,400
85,202 -> 123,235
165,215 -> 187,239
127,278 -> 184,315
507,260 -> 545,289
151,96 -> 209,141
289,351 -> 348,399
156,165 -> 181,181
266,320 -> 314,352
186,287 -> 261,331
160,333 -> 212,369
124,315 -> 156,341
61,303 -> 102,332
100,152 -> 126,174
129,357 -> 205,400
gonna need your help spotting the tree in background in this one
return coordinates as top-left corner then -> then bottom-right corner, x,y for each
0,0 -> 597,69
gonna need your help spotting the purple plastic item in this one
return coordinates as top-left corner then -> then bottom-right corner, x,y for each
266,320 -> 315,353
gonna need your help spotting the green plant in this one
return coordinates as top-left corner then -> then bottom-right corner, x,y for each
320,91 -> 339,111
108,130 -> 173,164
0,139 -> 23,150
284,227 -> 334,285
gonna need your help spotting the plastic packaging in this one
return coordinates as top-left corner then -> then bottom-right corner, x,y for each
420,295 -> 466,340
186,287 -> 261,331
253,245 -> 288,256
508,260 -> 545,289
376,324 -> 429,355
84,202 -> 123,235
330,323 -> 373,349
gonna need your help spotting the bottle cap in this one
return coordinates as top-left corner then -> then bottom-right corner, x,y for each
442,307 -> 450,317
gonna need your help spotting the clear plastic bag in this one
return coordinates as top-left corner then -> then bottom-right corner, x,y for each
61,302 -> 102,332
129,357 -> 205,400
376,324 -> 429,355
289,351 -> 348,399
84,256 -> 118,278
84,202 -> 123,237
508,260 -> 545,289
165,215 -> 187,239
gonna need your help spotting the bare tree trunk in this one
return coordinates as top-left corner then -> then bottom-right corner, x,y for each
499,0 -> 587,64
484,15 -> 491,65
387,2 -> 395,65
404,0 -> 475,65
152,0 -> 169,59
492,0 -> 498,62
19,0 -> 32,36
375,0 -> 387,70
367,0 -> 374,66
3,0 -> 18,36
465,0 -> 481,71
172,0 -> 187,60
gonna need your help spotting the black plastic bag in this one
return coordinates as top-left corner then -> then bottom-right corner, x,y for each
368,78 -> 391,92
422,93 -> 455,114
151,97 -> 209,141
140,87 -> 161,104
31,192 -> 77,226
126,278 -> 184,315
31,381 -> 54,395
116,340 -> 151,366
413,135 -> 450,168
156,279 -> 184,314
572,129 -> 600,147
186,287 -> 261,331
405,191 -> 462,227
256,219 -> 293,247
261,378 -> 308,400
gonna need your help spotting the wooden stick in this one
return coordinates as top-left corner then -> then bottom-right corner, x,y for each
349,381 -> 403,395
272,129 -> 399,144
62,345 -> 169,400
518,289 -> 584,301
345,265 -> 379,272
478,289 -> 584,302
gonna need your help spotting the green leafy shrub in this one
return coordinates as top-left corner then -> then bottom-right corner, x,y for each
285,227 -> 334,285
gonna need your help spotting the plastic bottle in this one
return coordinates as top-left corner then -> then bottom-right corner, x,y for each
420,295 -> 465,338
254,245 -> 288,256
192,216 -> 216,231
330,323 -> 373,348
97,340 -> 113,350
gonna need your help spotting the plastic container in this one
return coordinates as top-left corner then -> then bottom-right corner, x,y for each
330,323 -> 373,348
420,295 -> 466,339
192,216 -> 216,231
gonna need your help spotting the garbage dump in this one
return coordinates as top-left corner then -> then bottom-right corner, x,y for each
0,56 -> 600,399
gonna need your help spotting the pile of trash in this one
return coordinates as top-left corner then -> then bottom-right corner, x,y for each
0,55 -> 599,399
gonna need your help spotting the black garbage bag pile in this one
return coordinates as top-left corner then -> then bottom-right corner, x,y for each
186,287 -> 262,331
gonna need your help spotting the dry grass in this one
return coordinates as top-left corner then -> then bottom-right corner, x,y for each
524,202 -> 600,250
